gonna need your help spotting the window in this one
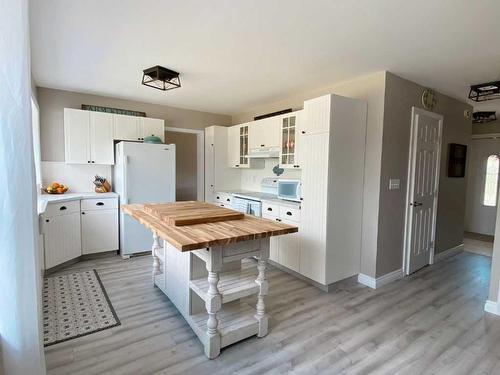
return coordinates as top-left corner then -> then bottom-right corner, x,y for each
483,155 -> 499,206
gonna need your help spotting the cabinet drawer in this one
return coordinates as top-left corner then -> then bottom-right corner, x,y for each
262,201 -> 279,217
216,193 -> 233,205
81,197 -> 118,211
45,200 -> 80,217
280,205 -> 301,223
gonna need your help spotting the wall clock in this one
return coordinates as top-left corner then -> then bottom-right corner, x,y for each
422,88 -> 437,110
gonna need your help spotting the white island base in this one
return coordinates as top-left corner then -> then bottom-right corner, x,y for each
150,233 -> 270,359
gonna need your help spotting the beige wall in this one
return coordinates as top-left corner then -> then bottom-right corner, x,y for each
232,72 -> 387,278
38,87 -> 231,161
377,73 -> 472,277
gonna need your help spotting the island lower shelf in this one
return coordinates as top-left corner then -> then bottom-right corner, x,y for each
188,300 -> 259,349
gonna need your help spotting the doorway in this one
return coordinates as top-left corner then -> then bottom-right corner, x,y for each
404,107 -> 444,274
464,135 -> 500,257
165,127 -> 204,201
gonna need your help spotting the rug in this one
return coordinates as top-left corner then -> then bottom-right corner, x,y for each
42,269 -> 120,346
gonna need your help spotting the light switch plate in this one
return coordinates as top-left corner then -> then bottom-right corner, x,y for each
389,179 -> 400,190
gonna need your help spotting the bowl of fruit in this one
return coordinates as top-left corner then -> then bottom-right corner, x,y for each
44,182 -> 68,194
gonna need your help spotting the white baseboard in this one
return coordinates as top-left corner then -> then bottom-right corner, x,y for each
485,300 -> 500,316
433,244 -> 464,263
357,268 -> 404,289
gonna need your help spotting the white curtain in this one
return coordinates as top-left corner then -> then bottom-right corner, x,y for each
0,0 -> 46,373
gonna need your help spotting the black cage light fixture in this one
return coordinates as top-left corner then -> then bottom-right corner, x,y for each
468,81 -> 500,102
472,111 -> 497,124
142,65 -> 181,91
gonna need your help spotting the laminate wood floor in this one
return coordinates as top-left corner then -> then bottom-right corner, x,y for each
45,248 -> 500,375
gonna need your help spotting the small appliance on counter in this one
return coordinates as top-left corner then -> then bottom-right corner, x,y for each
277,179 -> 301,202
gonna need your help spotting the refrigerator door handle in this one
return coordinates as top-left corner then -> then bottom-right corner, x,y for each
123,155 -> 129,205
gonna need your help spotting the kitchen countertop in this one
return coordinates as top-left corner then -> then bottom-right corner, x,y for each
38,192 -> 118,215
122,202 -> 298,251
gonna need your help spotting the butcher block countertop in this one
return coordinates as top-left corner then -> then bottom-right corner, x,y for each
122,202 -> 298,251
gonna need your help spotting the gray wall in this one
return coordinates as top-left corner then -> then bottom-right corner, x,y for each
38,87 -> 231,161
377,73 -> 472,277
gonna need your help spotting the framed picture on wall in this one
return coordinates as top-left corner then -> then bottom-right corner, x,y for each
448,143 -> 467,178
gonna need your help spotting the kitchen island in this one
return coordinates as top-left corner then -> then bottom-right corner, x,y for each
122,201 -> 298,358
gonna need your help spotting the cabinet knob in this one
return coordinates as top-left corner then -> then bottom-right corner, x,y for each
301,131 -> 305,134
91,161 -> 95,163
261,144 -> 265,147
96,202 -> 104,206
45,219 -> 49,223
286,211 -> 292,216
216,196 -> 220,199
87,161 -> 90,163
226,198 -> 230,202
267,207 -> 272,211
300,197 -> 303,201
276,218 -> 282,222
59,206 -> 67,211
235,164 -> 239,167
211,184 -> 214,187
81,212 -> 86,215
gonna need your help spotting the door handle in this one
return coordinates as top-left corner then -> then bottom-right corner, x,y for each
410,202 -> 423,207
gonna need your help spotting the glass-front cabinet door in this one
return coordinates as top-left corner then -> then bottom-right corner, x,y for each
238,125 -> 249,168
280,112 -> 301,169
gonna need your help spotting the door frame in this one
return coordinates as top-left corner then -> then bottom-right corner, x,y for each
403,107 -> 444,275
165,126 -> 205,201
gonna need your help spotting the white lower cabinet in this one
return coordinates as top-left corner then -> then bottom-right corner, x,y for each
42,197 -> 119,269
81,209 -> 118,254
263,201 -> 300,273
42,203 -> 82,269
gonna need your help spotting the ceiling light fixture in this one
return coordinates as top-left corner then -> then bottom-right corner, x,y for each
472,111 -> 497,124
142,65 -> 181,91
468,81 -> 500,102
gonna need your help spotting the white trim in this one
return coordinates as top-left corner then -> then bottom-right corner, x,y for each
357,268 -> 404,289
165,127 -> 205,201
433,244 -> 464,263
403,107 -> 444,275
485,300 -> 500,316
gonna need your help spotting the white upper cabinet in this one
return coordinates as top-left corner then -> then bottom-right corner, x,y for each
303,95 -> 332,135
227,125 -> 240,168
140,117 -> 165,142
227,124 -> 250,168
114,114 -> 140,141
64,109 -> 115,165
279,111 -> 302,169
249,117 -> 280,150
64,109 -> 90,164
90,112 -> 114,165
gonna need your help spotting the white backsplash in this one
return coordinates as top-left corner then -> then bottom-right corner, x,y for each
240,159 -> 301,191
41,161 -> 112,193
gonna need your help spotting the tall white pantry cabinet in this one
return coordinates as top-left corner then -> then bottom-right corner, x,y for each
300,94 -> 367,285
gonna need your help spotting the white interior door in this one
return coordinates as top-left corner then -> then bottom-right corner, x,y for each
405,107 -> 443,274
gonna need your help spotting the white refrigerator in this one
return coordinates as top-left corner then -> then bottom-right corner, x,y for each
114,141 -> 175,256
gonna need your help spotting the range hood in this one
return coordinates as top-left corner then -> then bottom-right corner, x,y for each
248,146 -> 280,158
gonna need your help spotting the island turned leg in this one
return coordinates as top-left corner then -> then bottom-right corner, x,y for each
151,232 -> 161,286
255,238 -> 270,337
205,246 -> 223,359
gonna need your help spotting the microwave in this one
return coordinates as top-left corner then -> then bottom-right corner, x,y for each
277,179 -> 301,202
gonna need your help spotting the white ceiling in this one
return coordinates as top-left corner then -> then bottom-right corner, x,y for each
30,0 -> 500,115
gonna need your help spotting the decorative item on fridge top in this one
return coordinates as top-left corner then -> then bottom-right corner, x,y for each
93,175 -> 111,193
143,135 -> 163,144
44,182 -> 68,194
